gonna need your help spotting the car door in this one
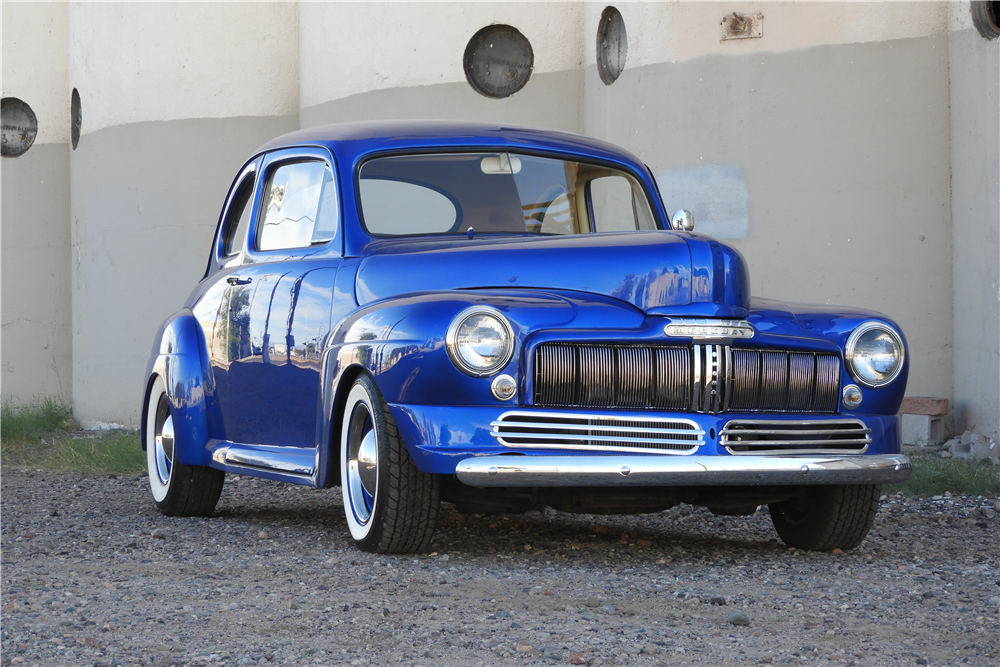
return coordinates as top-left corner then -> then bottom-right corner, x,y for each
222,148 -> 342,450
190,158 -> 260,440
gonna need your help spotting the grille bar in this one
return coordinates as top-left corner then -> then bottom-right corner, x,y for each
491,411 -> 705,454
534,343 -> 841,414
721,419 -> 871,455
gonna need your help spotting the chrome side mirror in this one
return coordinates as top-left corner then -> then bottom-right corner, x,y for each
670,209 -> 695,232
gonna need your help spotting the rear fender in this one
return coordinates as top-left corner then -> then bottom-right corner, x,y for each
141,311 -> 212,466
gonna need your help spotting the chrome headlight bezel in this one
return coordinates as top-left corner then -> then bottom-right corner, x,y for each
845,321 -> 905,389
446,306 -> 515,377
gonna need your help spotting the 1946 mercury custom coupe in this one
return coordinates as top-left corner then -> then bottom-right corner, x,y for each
142,121 -> 910,553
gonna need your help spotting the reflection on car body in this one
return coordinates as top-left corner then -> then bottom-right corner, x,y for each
142,121 -> 910,554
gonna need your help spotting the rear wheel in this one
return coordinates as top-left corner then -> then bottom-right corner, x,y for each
340,374 -> 439,553
144,376 -> 224,517
769,484 -> 880,551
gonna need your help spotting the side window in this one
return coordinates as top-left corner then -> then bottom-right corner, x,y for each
589,175 -> 657,232
222,177 -> 255,256
257,161 -> 336,252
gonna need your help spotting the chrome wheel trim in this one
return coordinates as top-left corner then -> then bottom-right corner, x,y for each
153,396 -> 175,486
145,376 -> 173,503
344,388 -> 379,530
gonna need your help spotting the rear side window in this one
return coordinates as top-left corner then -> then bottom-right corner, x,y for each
222,177 -> 255,256
257,161 -> 338,252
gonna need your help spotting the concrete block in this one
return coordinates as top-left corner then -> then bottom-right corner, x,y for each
900,413 -> 945,448
898,396 -> 949,416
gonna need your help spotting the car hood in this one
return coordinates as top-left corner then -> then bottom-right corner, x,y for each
355,231 -> 751,317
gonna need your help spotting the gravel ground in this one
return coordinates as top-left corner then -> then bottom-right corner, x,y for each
2,469 -> 998,667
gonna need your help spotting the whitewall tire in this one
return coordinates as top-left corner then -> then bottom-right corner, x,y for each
340,374 -> 439,553
143,375 -> 224,517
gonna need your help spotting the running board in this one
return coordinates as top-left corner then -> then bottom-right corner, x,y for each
211,441 -> 316,476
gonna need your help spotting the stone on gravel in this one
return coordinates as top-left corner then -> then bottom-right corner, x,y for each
727,611 -> 750,626
150,528 -> 169,539
3,468 -> 999,667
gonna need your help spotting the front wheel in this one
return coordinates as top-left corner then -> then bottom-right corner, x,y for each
144,376 -> 224,517
768,484 -> 881,551
340,374 -> 439,553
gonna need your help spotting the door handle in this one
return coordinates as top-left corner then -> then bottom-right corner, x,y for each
227,276 -> 252,286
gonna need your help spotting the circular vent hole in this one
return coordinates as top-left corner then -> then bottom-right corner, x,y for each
463,25 -> 534,99
597,6 -> 628,85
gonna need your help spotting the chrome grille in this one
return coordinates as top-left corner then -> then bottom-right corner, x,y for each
534,343 -> 841,414
721,419 -> 871,454
490,411 -> 705,454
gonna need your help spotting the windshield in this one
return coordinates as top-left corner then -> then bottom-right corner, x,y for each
358,152 -> 658,237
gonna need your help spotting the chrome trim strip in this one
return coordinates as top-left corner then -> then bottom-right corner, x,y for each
497,432 -> 699,445
222,448 -> 315,475
721,428 -> 872,436
494,420 -> 702,435
490,410 -> 706,454
721,418 -> 871,455
455,454 -> 912,487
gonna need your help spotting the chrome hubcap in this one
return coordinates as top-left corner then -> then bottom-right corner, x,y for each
347,403 -> 378,524
153,395 -> 174,485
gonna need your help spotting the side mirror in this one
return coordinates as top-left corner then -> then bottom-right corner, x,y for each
670,209 -> 695,232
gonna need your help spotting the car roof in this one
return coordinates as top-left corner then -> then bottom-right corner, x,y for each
254,120 -> 647,171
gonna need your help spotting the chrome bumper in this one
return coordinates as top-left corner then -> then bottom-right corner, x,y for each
455,454 -> 911,487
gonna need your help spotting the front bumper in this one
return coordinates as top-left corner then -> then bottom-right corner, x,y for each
455,454 -> 911,488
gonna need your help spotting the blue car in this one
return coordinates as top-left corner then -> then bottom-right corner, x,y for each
142,120 -> 910,554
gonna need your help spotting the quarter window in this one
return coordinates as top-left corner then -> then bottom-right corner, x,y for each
222,177 -> 255,257
589,175 -> 656,232
257,161 -> 337,252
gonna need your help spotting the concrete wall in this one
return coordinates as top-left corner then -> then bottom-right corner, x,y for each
2,1 -> 997,433
299,2 -> 585,132
583,29 -> 954,403
67,2 -> 299,427
949,6 -> 1000,438
303,2 -> 960,403
1,2 -> 72,402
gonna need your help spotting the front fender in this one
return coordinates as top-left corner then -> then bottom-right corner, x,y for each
141,310 -> 211,466
748,297 -> 909,415
325,289 -> 645,407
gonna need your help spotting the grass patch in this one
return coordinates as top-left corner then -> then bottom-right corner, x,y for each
1,397 -> 76,445
885,453 -> 1000,498
2,399 -> 145,475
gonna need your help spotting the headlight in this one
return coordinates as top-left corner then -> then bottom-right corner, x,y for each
845,321 -> 904,388
446,306 -> 514,377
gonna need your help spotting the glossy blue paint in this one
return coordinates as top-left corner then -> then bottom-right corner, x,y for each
254,120 -> 674,259
144,121 -> 909,494
355,232 -> 696,311
389,404 -> 901,475
142,311 -> 212,467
